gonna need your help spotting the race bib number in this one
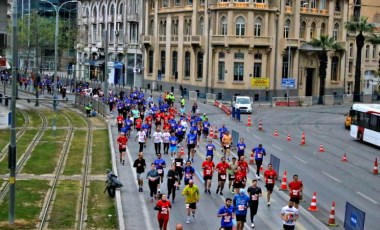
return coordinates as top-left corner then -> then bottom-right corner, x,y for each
238,205 -> 245,211
239,146 -> 244,150
122,145 -> 127,148
176,162 -> 181,167
258,153 -> 262,158
155,137 -> 161,142
292,190 -> 299,196
267,179 -> 273,184
206,170 -> 211,175
230,175 -> 235,179
161,207 -> 168,215
225,145 -> 229,148
224,216 -> 231,222
157,169 -> 163,174
251,195 -> 258,201
185,204 -> 190,209
185,173 -> 191,178
220,175 -> 226,180
189,141 -> 194,144
208,146 -> 213,150
118,120 -> 122,124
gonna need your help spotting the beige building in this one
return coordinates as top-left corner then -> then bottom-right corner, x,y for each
142,0 -> 353,100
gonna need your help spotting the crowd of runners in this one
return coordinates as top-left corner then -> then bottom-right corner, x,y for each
113,89 -> 302,230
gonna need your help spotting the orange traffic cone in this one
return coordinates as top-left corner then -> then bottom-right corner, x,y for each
209,127 -> 214,139
249,152 -> 255,165
300,132 -> 306,146
287,134 -> 292,141
273,129 -> 279,136
247,116 -> 252,127
374,158 -> 378,175
179,147 -> 185,156
213,126 -> 218,139
319,144 -> 325,152
258,120 -> 263,131
326,201 -> 338,227
341,153 -> 348,162
279,171 -> 288,190
308,192 -> 318,211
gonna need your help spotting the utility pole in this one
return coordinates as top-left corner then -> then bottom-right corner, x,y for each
104,30 -> 108,102
9,0 -> 19,223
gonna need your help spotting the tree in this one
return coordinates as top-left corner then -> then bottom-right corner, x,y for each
345,16 -> 375,101
308,35 -> 343,104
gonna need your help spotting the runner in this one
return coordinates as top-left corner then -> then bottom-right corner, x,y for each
162,128 -> 171,155
217,198 -> 236,230
173,152 -> 185,189
218,124 -> 228,143
233,188 -> 250,230
116,113 -> 124,132
237,155 -> 249,188
202,156 -> 215,195
202,118 -> 211,138
185,129 -> 197,162
175,121 -> 186,144
167,164 -> 179,203
154,194 -> 172,230
169,131 -> 178,159
252,144 -> 266,180
215,157 -> 229,195
147,163 -> 160,202
133,152 -> 146,192
124,115 -> 133,137
247,179 -> 262,228
152,126 -> 163,155
116,132 -> 128,165
288,175 -> 303,209
263,163 -> 278,207
205,139 -> 216,160
233,166 -> 246,194
182,179 -> 200,224
183,160 -> 195,186
154,153 -> 166,192
135,128 -> 147,152
227,157 -> 238,193
222,131 -> 232,161
236,138 -> 246,159
281,200 -> 299,230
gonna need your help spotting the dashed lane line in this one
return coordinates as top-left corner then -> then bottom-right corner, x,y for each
356,191 -> 378,204
321,171 -> 341,183
292,155 -> 308,164
271,144 -> 284,151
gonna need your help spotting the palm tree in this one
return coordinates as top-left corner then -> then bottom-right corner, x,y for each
368,33 -> 380,73
345,17 -> 375,101
308,35 -> 343,104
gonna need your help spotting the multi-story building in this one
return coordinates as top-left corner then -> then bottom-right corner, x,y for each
0,1 -> 9,57
142,0 -> 352,99
76,0 -> 143,87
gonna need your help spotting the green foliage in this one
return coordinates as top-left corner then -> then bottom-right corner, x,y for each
308,35 -> 344,51
345,16 -> 375,35
368,33 -> 380,45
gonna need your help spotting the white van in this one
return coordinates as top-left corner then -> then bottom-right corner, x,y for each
233,96 -> 253,114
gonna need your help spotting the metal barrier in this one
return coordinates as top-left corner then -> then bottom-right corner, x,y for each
188,91 -> 198,101
270,154 -> 280,180
272,96 -> 301,107
231,129 -> 239,151
206,93 -> 216,104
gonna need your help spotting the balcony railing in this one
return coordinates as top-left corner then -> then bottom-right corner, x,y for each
159,35 -> 166,43
285,6 -> 292,13
214,2 -> 268,10
211,36 -> 271,47
334,11 -> 342,17
183,35 -> 191,43
116,14 -> 123,23
142,35 -> 152,45
171,35 -> 178,42
301,8 -> 329,15
98,17 -> 104,24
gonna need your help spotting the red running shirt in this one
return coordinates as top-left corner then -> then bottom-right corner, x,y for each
202,161 -> 215,176
264,169 -> 277,184
156,200 -> 172,218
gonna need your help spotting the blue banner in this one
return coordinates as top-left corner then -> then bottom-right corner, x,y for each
344,202 -> 365,230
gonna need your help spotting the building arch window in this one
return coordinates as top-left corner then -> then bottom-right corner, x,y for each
254,17 -> 262,36
282,55 -> 289,78
283,19 -> 290,38
148,50 -> 154,74
319,0 -> 327,9
320,23 -> 326,36
349,43 -> 353,57
197,52 -> 204,79
161,51 -> 166,74
160,20 -> 166,36
333,23 -> 339,41
235,16 -> 245,36
92,7 -> 97,18
331,56 -> 339,81
184,51 -> 191,77
310,22 -> 316,39
172,51 -> 178,75
300,21 -> 306,39
109,4 -> 115,16
372,45 -> 376,59
199,17 -> 204,35
310,0 -> 317,8
218,52 -> 225,81
101,6 -> 105,18
365,45 -> 370,59
220,16 -> 227,35
163,0 -> 168,7
119,3 -> 124,15
149,19 -> 154,36
185,19 -> 192,35
172,20 -> 178,35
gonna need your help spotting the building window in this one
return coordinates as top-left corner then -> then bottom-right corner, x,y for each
163,0 -> 168,7
161,51 -> 166,74
185,51 -> 191,77
320,23 -> 326,36
335,0 -> 341,11
331,56 -> 339,81
300,21 -> 306,39
347,82 -> 352,94
172,51 -> 178,75
253,63 -> 262,78
333,23 -> 339,41
284,19 -> 290,38
148,50 -> 154,74
130,22 -> 138,43
160,20 -> 167,36
254,17 -> 262,36
233,62 -> 244,81
199,17 -> 204,35
282,55 -> 289,78
285,0 -> 292,6
185,19 -> 192,35
92,24 -> 97,43
187,0 -> 193,5
197,52 -> 203,79
348,61 -> 353,73
235,16 -> 245,36
310,22 -> 316,39
349,43 -> 353,57
110,23 -> 115,43
219,52 -> 225,59
365,45 -> 370,59
175,0 -> 181,6
220,16 -> 227,35
320,0 -> 327,9
218,61 -> 225,81
200,0 -> 205,5
310,0 -> 317,8
172,20 -> 178,35
234,52 -> 244,59
149,19 -> 154,36
373,45 -> 376,59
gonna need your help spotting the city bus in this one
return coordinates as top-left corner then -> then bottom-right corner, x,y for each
349,104 -> 380,146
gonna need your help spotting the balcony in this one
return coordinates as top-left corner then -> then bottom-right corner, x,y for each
190,35 -> 204,47
334,11 -> 342,18
107,15 -> 114,22
98,17 -> 104,24
319,9 -> 328,15
159,35 -> 166,44
253,36 -> 272,46
127,14 -> 139,22
213,2 -> 268,10
286,38 -> 299,48
300,8 -> 329,16
96,41 -> 103,48
171,35 -> 178,42
285,6 -> 292,14
91,18 -> 96,24
117,14 -> 123,23
183,35 -> 191,43
142,35 -> 153,46
254,3 -> 268,9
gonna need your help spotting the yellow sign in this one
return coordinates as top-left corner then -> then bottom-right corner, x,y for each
251,78 -> 269,88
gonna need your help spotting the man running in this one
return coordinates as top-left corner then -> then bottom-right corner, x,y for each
237,156 -> 249,188
233,188 -> 250,230
154,153 -> 166,193
186,129 -> 197,162
182,180 -> 200,224
236,138 -> 246,160
116,113 -> 124,132
227,157 -> 237,193
183,160 -> 195,186
263,163 -> 278,207
167,164 -> 179,203
147,163 -> 160,202
288,175 -> 303,209
215,157 -> 229,195
247,179 -> 262,228
162,129 -> 171,155
205,139 -> 216,160
281,200 -> 299,230
173,152 -> 185,188
116,132 -> 128,165
135,128 -> 147,152
217,198 -> 236,230
133,152 -> 146,192
169,131 -> 178,158
222,131 -> 232,161
202,156 -> 215,195
252,144 -> 266,180
153,126 -> 163,155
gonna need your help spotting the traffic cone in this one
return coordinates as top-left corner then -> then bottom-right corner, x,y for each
258,120 -> 263,131
326,201 -> 338,227
279,171 -> 288,190
209,127 -> 214,139
273,129 -> 279,136
247,116 -> 252,127
341,153 -> 348,162
308,192 -> 318,211
300,132 -> 306,146
179,147 -> 185,156
374,158 -> 378,175
287,134 -> 292,141
249,152 -> 255,165
213,126 -> 218,139
319,144 -> 325,152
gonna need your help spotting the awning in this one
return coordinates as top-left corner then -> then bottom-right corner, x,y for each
299,43 -> 323,52
114,62 -> 123,69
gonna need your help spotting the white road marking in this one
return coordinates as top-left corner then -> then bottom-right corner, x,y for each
254,135 -> 263,141
356,191 -> 378,204
322,171 -> 341,183
292,155 -> 308,164
272,144 -> 284,151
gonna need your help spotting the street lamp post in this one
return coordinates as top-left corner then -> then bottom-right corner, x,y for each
205,6 -> 211,94
40,0 -> 77,133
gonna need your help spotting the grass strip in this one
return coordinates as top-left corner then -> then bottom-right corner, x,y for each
27,110 -> 43,128
0,130 -> 10,151
47,180 -> 80,229
64,111 -> 87,128
0,130 -> 39,174
91,129 -> 111,174
86,181 -> 118,229
0,180 -> 50,229
41,111 -> 69,128
15,110 -> 24,127
39,129 -> 67,142
63,130 -> 87,175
